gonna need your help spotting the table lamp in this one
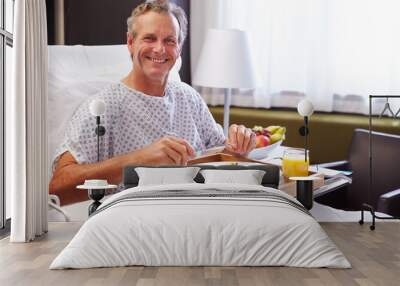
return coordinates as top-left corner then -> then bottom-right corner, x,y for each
297,99 -> 314,162
193,29 -> 257,135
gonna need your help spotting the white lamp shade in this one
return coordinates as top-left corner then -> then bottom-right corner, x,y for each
89,99 -> 106,116
297,99 -> 314,117
192,29 -> 257,89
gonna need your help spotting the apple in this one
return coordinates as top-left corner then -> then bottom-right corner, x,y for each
256,135 -> 270,148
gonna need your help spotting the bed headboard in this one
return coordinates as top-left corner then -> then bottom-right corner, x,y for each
123,164 -> 280,189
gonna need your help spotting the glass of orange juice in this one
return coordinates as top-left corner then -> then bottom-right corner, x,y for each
282,148 -> 309,178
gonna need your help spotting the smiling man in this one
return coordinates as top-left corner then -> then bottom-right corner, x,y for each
123,2 -> 182,96
49,0 -> 256,205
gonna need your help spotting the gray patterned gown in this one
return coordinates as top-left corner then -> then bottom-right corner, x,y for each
54,81 -> 225,169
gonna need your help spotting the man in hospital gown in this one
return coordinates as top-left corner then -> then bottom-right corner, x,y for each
50,0 -> 256,205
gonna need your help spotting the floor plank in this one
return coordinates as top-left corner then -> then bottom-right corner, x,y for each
0,222 -> 399,286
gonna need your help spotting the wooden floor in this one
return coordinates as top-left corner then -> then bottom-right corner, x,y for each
0,222 -> 399,286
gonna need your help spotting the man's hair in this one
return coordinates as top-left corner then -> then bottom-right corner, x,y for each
127,0 -> 188,47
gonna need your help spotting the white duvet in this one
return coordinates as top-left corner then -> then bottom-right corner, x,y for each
50,183 -> 351,269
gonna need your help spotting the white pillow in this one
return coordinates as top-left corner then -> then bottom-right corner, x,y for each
200,169 -> 266,185
135,167 -> 201,186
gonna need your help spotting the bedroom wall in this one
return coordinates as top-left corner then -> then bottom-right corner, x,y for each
46,0 -> 191,84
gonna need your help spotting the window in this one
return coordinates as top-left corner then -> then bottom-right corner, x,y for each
1,0 -> 14,231
192,0 -> 400,114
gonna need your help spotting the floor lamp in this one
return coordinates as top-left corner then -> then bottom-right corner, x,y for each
192,29 -> 257,135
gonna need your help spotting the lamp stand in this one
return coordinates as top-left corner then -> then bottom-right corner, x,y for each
89,116 -> 106,215
223,88 -> 232,136
298,116 -> 310,162
304,116 -> 309,162
95,116 -> 106,162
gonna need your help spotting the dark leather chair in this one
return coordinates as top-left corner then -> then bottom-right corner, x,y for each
315,128 -> 400,217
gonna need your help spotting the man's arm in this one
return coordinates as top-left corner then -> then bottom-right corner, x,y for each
49,136 -> 195,205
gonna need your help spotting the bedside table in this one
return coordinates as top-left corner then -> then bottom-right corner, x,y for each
77,180 -> 117,215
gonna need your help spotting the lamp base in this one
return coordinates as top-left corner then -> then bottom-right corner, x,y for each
88,189 -> 105,215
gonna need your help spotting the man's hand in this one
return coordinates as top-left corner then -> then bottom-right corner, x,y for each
133,135 -> 196,165
224,124 -> 256,155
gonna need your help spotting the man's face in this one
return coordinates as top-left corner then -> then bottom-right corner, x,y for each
128,11 -> 181,83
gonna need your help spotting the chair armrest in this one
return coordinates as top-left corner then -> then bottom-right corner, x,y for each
377,189 -> 400,217
318,160 -> 350,171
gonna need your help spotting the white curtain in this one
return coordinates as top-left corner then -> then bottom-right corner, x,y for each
191,0 -> 400,114
8,0 -> 48,242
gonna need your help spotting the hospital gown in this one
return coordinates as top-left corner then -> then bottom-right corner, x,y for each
54,80 -> 225,166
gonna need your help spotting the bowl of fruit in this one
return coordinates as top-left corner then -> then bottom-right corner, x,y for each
248,125 -> 286,160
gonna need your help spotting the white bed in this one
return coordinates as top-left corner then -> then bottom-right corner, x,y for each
47,45 -> 364,270
50,183 -> 351,269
